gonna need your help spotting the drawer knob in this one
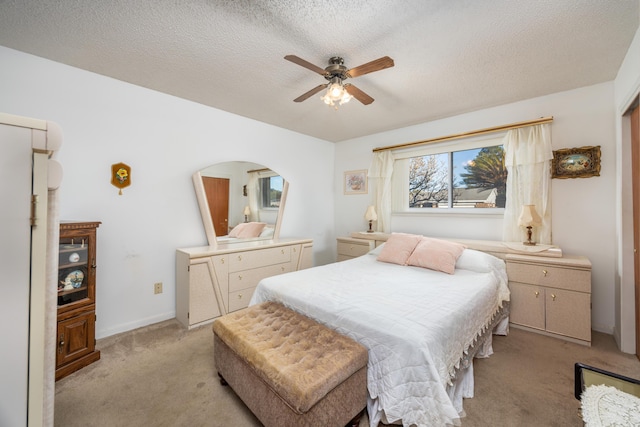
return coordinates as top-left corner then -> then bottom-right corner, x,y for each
237,294 -> 242,299
551,294 -> 556,301
293,248 -> 297,252
535,291 -> 539,298
220,258 -> 225,264
281,249 -> 285,254
238,275 -> 242,280
281,266 -> 285,272
238,255 -> 242,261
542,269 -> 548,277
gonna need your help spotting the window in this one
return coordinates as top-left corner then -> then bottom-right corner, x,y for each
393,135 -> 507,211
259,175 -> 283,209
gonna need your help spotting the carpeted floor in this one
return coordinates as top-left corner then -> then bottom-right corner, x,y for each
54,320 -> 640,427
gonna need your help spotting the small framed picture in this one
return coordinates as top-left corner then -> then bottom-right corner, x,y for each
551,146 -> 601,179
344,170 -> 368,195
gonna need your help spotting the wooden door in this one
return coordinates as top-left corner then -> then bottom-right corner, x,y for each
632,105 -> 640,358
202,177 -> 230,237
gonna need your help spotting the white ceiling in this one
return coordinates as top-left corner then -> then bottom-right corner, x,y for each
0,1 -> 638,142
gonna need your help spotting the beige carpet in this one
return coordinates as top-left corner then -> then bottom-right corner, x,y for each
55,320 -> 640,427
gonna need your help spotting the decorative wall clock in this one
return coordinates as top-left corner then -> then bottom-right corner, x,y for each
111,162 -> 131,194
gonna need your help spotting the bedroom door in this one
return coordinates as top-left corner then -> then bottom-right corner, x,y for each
202,176 -> 230,237
632,104 -> 640,358
0,122 -> 33,427
0,118 -> 52,427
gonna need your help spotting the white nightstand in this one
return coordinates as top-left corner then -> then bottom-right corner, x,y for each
506,253 -> 592,346
336,237 -> 375,262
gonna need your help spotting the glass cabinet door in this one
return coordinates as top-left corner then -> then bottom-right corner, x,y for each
58,234 -> 93,307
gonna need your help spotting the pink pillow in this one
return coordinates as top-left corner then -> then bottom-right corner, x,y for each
228,223 -> 247,238
406,237 -> 466,274
237,222 -> 266,238
376,233 -> 422,265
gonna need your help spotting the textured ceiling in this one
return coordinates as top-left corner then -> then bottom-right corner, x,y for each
0,1 -> 638,142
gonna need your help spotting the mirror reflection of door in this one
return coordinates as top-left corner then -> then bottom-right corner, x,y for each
202,177 -> 230,236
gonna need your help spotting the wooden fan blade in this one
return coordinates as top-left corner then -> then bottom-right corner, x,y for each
293,84 -> 327,102
347,56 -> 394,78
344,84 -> 374,105
284,55 -> 328,76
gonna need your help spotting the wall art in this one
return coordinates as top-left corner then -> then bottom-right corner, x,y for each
551,146 -> 601,179
344,169 -> 368,194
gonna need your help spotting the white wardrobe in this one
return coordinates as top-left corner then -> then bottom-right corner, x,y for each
0,113 -> 62,427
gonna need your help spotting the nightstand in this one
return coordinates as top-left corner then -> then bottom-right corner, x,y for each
336,237 -> 375,262
506,253 -> 592,346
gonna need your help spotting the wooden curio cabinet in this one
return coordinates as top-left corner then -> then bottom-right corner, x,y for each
56,221 -> 101,380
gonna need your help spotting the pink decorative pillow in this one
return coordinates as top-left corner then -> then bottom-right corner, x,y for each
237,222 -> 266,238
406,237 -> 466,274
376,233 -> 422,265
228,223 -> 247,238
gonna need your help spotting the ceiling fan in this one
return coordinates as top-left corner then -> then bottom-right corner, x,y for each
285,55 -> 394,107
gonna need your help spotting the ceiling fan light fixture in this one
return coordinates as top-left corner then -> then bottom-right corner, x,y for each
320,78 -> 352,109
285,54 -> 392,107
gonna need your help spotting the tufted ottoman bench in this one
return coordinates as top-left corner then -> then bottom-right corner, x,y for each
212,301 -> 368,427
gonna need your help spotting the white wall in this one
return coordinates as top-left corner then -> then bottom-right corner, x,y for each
614,25 -> 640,353
335,82 -> 619,335
0,46 -> 336,338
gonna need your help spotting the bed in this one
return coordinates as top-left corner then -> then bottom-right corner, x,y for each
249,235 -> 510,427
216,222 -> 275,242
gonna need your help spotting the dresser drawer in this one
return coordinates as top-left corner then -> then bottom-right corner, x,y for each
338,242 -> 372,257
229,262 -> 292,292
506,262 -> 590,293
229,246 -> 291,272
228,287 -> 256,312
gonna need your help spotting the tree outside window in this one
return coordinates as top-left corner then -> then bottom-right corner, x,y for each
407,144 -> 506,209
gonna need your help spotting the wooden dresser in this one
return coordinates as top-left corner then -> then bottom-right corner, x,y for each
176,238 -> 313,329
506,254 -> 592,346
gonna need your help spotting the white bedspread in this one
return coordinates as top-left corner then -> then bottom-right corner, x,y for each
250,250 -> 510,427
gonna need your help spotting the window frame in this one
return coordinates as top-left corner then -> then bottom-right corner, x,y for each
391,133 -> 507,216
257,172 -> 283,211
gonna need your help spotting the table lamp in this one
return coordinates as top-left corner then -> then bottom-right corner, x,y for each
243,206 -> 251,223
518,204 -> 542,246
365,205 -> 377,233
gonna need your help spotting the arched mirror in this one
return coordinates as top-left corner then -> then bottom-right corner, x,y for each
193,161 -> 288,247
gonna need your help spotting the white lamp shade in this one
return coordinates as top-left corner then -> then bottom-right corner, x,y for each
365,205 -> 378,221
243,206 -> 251,216
518,204 -> 542,227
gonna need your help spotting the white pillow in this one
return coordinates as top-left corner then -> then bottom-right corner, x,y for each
368,243 -> 385,256
259,226 -> 274,238
455,248 -> 505,273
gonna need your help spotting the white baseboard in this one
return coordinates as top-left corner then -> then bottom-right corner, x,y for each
95,311 -> 176,340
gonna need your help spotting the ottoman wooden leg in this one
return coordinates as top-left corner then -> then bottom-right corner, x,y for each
218,372 -> 228,386
346,409 -> 364,427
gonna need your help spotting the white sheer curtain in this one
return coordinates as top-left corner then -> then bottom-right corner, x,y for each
368,151 -> 395,232
502,124 -> 553,244
247,172 -> 259,222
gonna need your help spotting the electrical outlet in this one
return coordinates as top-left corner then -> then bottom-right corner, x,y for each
154,282 -> 163,294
